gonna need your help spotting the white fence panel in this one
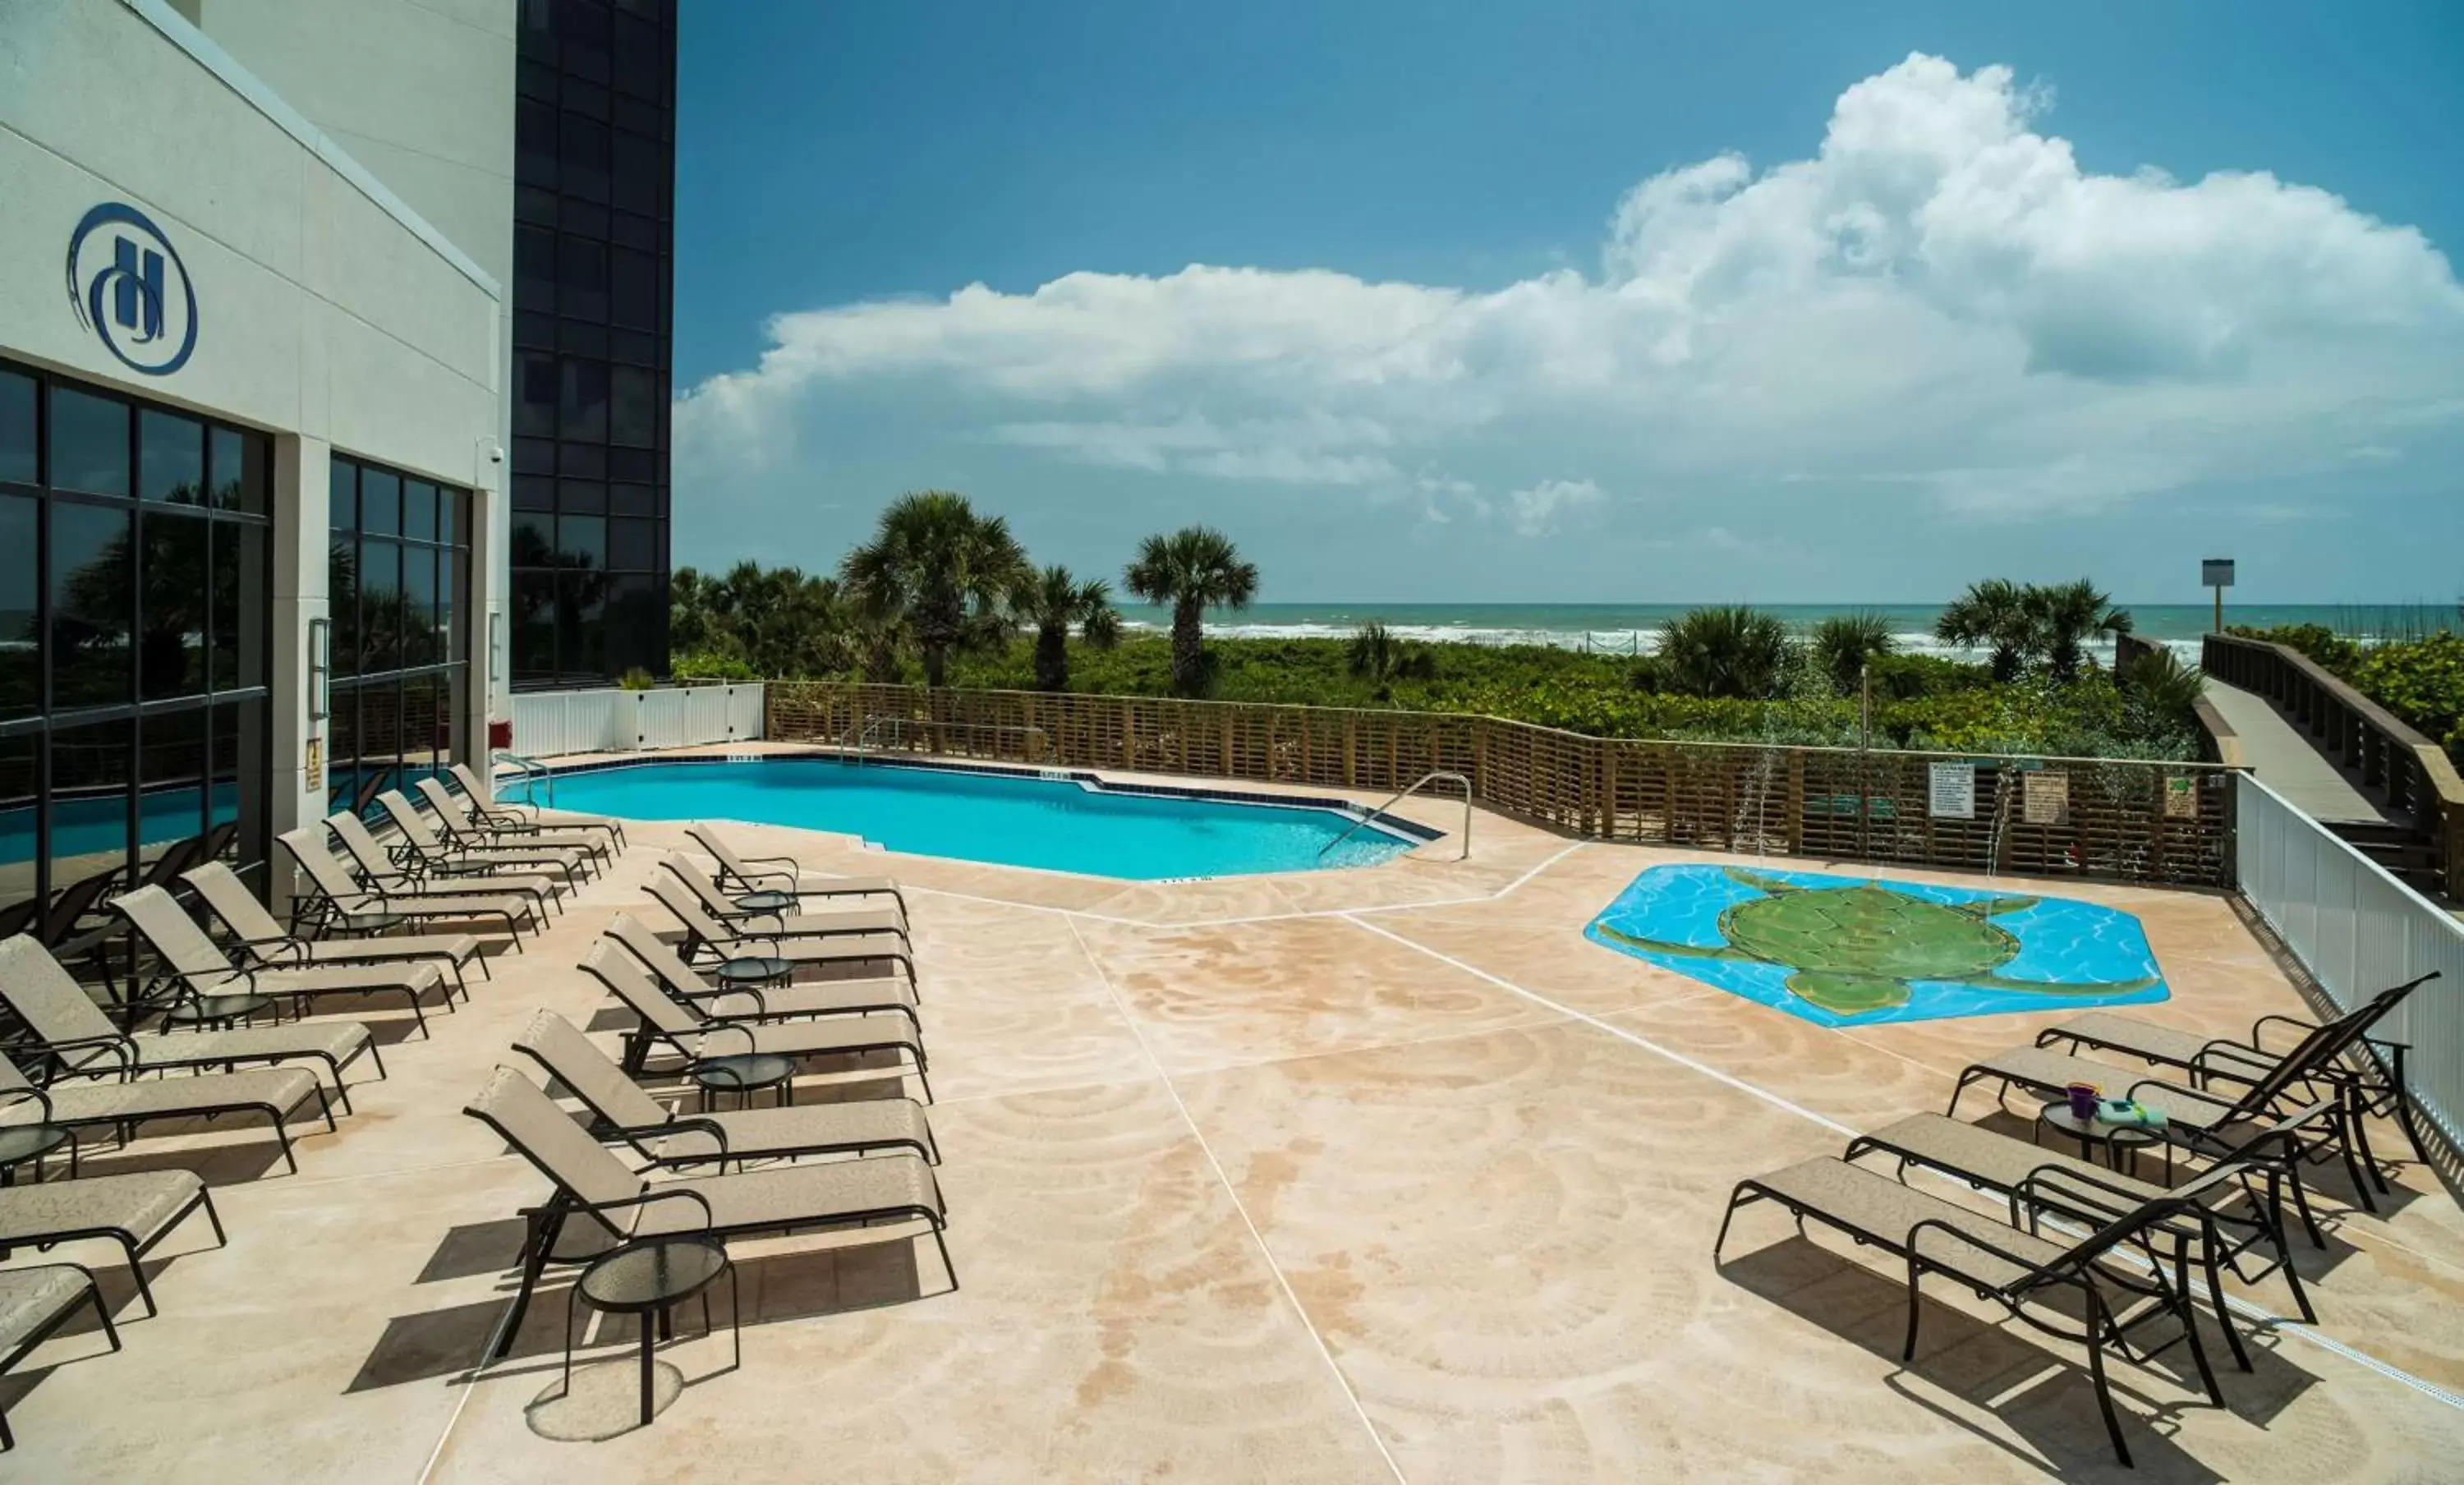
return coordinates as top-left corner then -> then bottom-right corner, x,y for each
2236,776 -> 2464,1154
508,684 -> 765,756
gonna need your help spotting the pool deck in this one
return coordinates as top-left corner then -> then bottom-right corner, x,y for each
7,744 -> 2463,1482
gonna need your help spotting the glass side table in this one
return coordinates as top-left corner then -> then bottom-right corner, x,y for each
733,891 -> 797,916
563,1235 -> 739,1428
2036,1102 -> 2172,1182
692,1052 -> 796,1112
0,1124 -> 74,1187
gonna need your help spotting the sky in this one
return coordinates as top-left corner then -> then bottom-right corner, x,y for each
669,1 -> 2464,605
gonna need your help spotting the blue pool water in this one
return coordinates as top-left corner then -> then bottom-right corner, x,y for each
1585,863 -> 2167,1027
539,758 -> 1419,879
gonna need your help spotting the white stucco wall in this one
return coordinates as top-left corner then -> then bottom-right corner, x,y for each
0,0 -> 508,839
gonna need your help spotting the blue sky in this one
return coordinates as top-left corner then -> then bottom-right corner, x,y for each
670,2 -> 2464,604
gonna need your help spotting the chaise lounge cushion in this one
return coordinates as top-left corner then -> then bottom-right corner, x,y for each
0,1170 -> 208,1249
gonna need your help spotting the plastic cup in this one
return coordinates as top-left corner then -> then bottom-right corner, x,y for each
2066,1082 -> 2100,1119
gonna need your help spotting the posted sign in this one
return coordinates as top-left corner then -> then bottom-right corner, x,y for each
1928,761 -> 1976,819
2022,772 -> 2070,826
2202,559 -> 2236,588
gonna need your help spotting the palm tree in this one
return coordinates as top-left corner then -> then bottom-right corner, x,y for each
1657,606 -> 1790,699
1347,621 -> 1400,683
1809,611 -> 1895,697
1123,526 -> 1258,697
1014,564 -> 1120,692
1934,579 -> 2039,683
841,491 -> 1030,687
2027,578 -> 2133,683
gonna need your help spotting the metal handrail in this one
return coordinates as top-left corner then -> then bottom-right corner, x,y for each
493,750 -> 554,807
841,714 -> 1052,765
1320,770 -> 1471,861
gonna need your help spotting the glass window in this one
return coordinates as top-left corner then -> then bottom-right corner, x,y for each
139,410 -> 205,503
612,329 -> 659,366
139,706 -> 207,864
560,200 -> 610,240
516,224 -> 557,307
513,572 -> 558,678
361,467 -> 401,536
559,358 -> 608,441
439,551 -> 462,662
559,442 -> 606,478
0,733 -> 34,914
0,370 -> 35,485
610,482 -> 656,517
51,501 -> 133,708
0,495 -> 34,719
559,478 -> 606,514
515,310 -> 556,349
610,366 -> 655,447
402,480 -> 437,543
360,540 -> 402,673
326,683 -> 359,812
609,516 -> 659,571
613,128 -> 664,217
558,514 -> 606,570
513,437 -> 557,476
559,320 -> 609,357
209,697 -> 264,868
605,574 -> 661,675
439,489 -> 461,547
611,249 -> 658,330
517,97 -> 558,186
402,546 -> 438,667
49,387 -> 129,496
609,447 -> 657,484
560,113 -> 609,201
516,184 -> 559,227
329,458 -> 357,531
564,76 -> 610,122
215,520 -> 269,692
512,509 -> 555,565
559,236 -> 608,320
560,573 -> 605,675
614,12 -> 664,99
512,476 -> 556,513
48,717 -> 131,895
360,680 -> 404,785
209,426 -> 269,513
516,352 -> 559,439
402,675 -> 441,781
329,531 -> 360,678
139,508 -> 209,699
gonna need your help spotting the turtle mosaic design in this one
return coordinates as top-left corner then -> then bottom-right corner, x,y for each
1593,867 -> 2162,1016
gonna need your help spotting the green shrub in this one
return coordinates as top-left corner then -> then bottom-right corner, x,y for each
617,666 -> 655,692
1809,611 -> 1895,697
2350,633 -> 2464,763
1868,652 -> 1991,701
2228,623 -> 2361,673
1657,606 -> 1790,699
670,651 -> 759,682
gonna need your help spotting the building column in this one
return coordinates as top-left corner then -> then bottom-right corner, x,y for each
269,433 -> 329,899
467,435 -> 506,802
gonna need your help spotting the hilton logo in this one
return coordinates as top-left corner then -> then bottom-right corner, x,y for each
65,202 -> 199,376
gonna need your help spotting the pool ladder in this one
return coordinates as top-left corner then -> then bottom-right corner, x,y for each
1319,770 -> 1471,861
492,750 -> 554,808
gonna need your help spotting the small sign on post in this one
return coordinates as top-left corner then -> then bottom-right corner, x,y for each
2202,558 -> 2235,634
1928,761 -> 1975,820
2022,771 -> 2070,826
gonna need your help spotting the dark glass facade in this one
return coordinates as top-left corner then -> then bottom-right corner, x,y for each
327,457 -> 473,813
510,0 -> 674,687
0,358 -> 274,919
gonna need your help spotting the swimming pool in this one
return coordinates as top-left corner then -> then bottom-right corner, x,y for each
536,757 -> 1423,880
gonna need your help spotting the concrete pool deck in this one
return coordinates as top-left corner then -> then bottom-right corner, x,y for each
5,749 -> 2462,1481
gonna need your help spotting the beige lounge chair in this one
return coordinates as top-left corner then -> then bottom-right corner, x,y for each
0,935 -> 379,1113
661,854 -> 907,939
113,885 -> 453,1041
376,788 -> 594,890
279,826 -> 541,943
450,761 -> 627,849
0,1265 -> 120,1451
580,940 -> 931,1101
2,1051 -> 333,1176
512,1009 -> 938,1168
645,874 -> 916,986
466,1063 -> 949,1361
603,913 -> 919,1032
183,861 -> 485,996
416,776 -> 613,867
325,811 -> 563,913
684,823 -> 905,913
0,1170 -> 224,1318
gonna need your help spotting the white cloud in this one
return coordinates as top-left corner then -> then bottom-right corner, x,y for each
1507,477 -> 1605,536
675,53 -> 2464,572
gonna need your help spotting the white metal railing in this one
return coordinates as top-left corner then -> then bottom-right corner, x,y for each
508,683 -> 766,757
1320,770 -> 1471,860
2235,774 -> 2464,1155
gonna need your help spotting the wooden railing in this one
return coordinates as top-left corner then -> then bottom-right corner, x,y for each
767,682 -> 2238,887
2204,632 -> 2464,897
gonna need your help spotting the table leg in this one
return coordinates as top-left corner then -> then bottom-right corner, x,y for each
640,1307 -> 657,1426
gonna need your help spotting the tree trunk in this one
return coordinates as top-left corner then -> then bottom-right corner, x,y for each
1171,602 -> 1204,697
1036,623 -> 1069,692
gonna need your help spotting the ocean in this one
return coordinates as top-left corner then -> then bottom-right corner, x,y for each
1116,602 -> 2462,662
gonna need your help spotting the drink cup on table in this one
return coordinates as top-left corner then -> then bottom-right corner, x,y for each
2066,1082 -> 2101,1120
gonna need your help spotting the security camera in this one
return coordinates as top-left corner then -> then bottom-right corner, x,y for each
487,446 -> 504,464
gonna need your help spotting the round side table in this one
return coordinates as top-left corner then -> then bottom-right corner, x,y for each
713,955 -> 792,994
692,1052 -> 796,1112
2036,1102 -> 2169,1180
564,1235 -> 738,1428
162,991 -> 274,1032
0,1124 -> 74,1187
733,891 -> 797,916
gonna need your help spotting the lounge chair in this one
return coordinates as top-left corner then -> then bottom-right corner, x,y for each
112,885 -> 453,1041
183,861 -> 485,995
2,1051 -> 333,1176
512,1009 -> 938,1168
325,811 -> 563,913
415,776 -> 613,867
1950,985 -> 2419,1220
375,788 -> 593,890
35,865 -> 124,949
0,1265 -> 120,1451
645,874 -> 917,986
660,855 -> 908,940
0,935 -> 380,1114
685,823 -> 905,913
278,827 -> 540,944
464,1064 -> 950,1361
603,913 -> 919,1032
2034,970 -> 2440,1167
0,1170 -> 224,1318
1845,1102 -> 2333,1332
1716,1157 -> 2220,1467
579,940 -> 932,1101
450,760 -> 627,849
